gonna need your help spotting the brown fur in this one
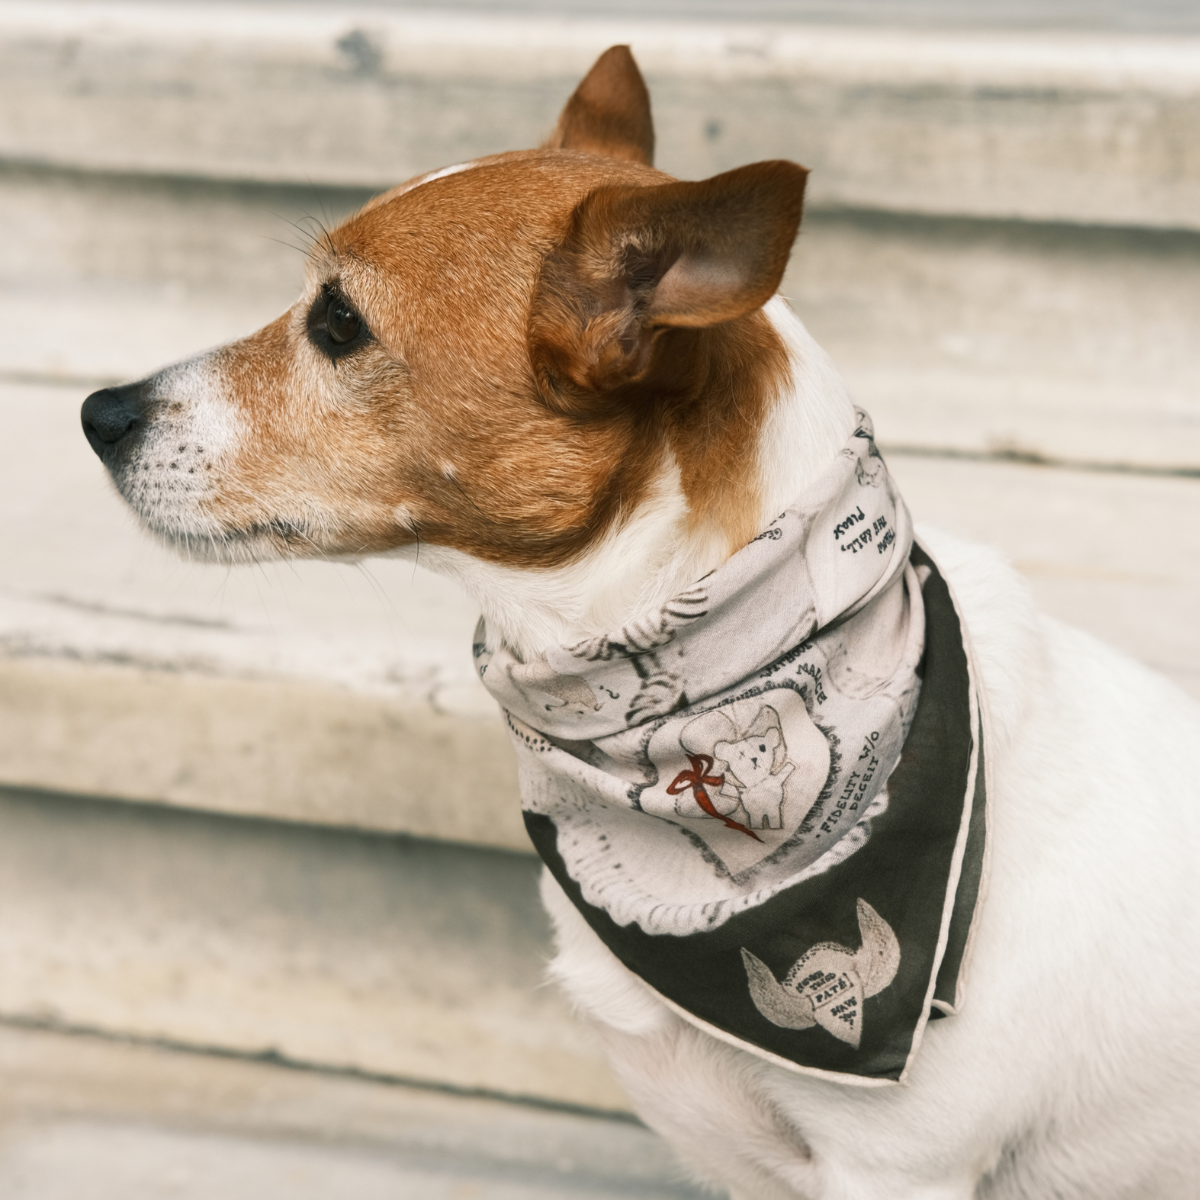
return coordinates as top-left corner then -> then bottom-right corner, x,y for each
543,45 -> 656,166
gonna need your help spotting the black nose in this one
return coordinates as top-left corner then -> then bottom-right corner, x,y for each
81,383 -> 150,460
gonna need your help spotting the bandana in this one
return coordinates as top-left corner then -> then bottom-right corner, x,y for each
476,411 -> 988,1085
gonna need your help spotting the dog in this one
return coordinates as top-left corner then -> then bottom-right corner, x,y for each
80,45 -> 1200,1200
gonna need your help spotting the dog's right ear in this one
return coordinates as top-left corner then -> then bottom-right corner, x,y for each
529,160 -> 807,414
543,45 -> 655,166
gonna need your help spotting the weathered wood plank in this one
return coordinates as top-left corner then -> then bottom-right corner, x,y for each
0,789 -> 628,1112
786,212 -> 1200,471
890,451 -> 1200,699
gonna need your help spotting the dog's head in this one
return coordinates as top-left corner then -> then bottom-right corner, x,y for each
81,47 -> 811,643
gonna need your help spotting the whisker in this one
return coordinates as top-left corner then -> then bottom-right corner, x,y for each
262,234 -> 316,257
446,473 -> 489,522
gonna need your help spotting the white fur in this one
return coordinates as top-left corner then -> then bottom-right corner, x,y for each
416,161 -> 473,186
492,298 -> 1200,1197
388,159 -> 479,200
756,296 -> 859,523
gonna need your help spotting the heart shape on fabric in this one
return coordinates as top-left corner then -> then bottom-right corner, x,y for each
741,898 -> 900,1048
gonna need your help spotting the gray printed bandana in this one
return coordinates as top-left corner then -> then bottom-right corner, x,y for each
476,411 -> 988,1085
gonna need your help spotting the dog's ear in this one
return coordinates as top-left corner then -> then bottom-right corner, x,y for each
529,160 -> 807,411
543,45 -> 655,166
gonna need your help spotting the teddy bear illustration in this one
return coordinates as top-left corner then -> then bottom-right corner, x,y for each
679,704 -> 797,831
567,584 -> 709,662
824,573 -> 916,701
507,659 -> 601,717
714,708 -> 797,830
850,413 -> 886,487
855,455 -> 884,487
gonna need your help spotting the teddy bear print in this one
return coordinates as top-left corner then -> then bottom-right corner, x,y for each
507,659 -> 601,718
850,412 -> 886,487
855,456 -> 884,487
679,704 -> 798,831
567,585 -> 709,663
714,711 -> 797,830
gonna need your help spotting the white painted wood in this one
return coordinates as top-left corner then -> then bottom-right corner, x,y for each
0,790 -> 630,1113
0,378 -> 524,848
889,452 -> 1200,699
0,1024 -> 671,1182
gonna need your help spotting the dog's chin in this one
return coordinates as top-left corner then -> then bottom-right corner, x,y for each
138,513 -> 336,566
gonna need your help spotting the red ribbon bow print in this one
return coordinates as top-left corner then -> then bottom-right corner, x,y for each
667,754 -> 763,842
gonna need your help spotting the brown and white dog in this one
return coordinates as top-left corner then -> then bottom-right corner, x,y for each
81,47 -> 1200,1200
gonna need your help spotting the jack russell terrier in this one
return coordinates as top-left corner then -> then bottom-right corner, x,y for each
81,46 -> 1199,1200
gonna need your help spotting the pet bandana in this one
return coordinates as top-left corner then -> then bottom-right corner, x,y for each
476,411 -> 988,1085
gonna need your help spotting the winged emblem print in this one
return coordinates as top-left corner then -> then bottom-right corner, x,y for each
741,899 -> 900,1049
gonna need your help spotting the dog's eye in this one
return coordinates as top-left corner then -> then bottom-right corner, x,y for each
307,286 -> 371,362
326,298 -> 361,344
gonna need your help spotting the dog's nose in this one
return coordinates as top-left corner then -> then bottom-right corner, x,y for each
81,383 -> 150,459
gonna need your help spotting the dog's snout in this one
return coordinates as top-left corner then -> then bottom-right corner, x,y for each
81,384 -> 150,459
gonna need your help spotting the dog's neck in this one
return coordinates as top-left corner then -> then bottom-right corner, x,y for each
416,298 -> 857,660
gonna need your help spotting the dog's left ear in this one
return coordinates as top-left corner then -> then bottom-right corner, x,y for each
543,45 -> 655,166
529,160 -> 807,410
